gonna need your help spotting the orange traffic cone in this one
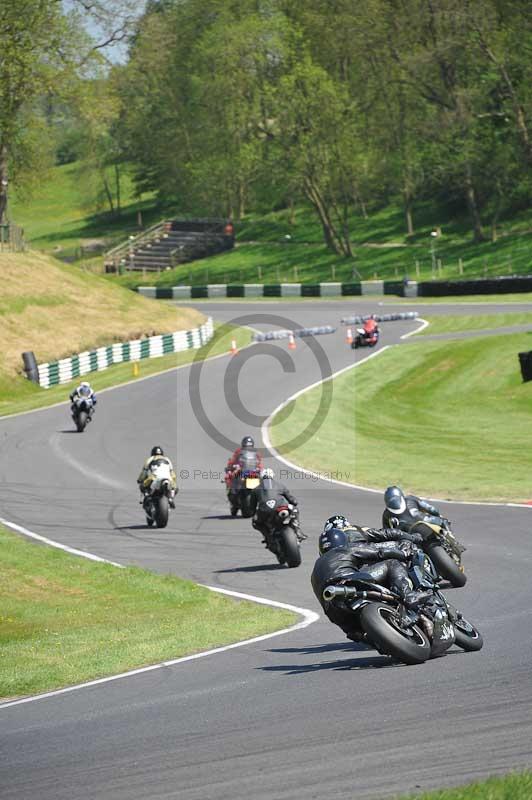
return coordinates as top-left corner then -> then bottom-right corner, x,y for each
288,332 -> 296,350
346,327 -> 353,345
230,339 -> 238,355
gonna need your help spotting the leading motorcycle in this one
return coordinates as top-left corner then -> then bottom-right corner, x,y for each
142,459 -> 175,528
352,327 -> 379,349
72,396 -> 94,432
255,499 -> 302,568
323,548 -> 482,665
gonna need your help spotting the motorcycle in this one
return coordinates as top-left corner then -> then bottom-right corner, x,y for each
255,499 -> 302,568
410,517 -> 467,587
322,549 -> 482,665
351,326 -> 380,349
142,459 -> 174,528
227,451 -> 261,518
72,396 -> 94,432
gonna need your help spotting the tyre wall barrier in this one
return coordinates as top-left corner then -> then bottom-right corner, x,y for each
253,326 -> 336,342
35,318 -> 214,388
340,312 -> 419,325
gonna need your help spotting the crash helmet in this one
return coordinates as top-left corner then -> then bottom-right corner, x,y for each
323,515 -> 350,532
241,436 -> 254,449
260,468 -> 275,480
79,381 -> 91,396
384,485 -> 406,514
318,526 -> 349,555
151,446 -> 164,457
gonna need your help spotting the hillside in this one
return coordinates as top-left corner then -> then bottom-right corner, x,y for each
0,251 -> 204,384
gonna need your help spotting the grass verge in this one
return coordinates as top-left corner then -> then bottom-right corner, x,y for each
0,525 -> 296,701
270,332 -> 532,502
397,772 -> 532,799
0,251 -> 204,380
417,312 -> 532,336
0,322 -> 252,418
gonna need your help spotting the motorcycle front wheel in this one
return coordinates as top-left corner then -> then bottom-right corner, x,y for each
155,496 -> 169,528
453,617 -> 483,651
427,544 -> 467,587
279,526 -> 301,568
76,411 -> 87,432
360,603 -> 430,665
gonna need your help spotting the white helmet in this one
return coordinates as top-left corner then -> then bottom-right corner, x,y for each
260,468 -> 275,480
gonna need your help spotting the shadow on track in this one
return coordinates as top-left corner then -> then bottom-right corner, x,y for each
259,653 -> 402,675
216,563 -> 284,573
201,514 -> 239,520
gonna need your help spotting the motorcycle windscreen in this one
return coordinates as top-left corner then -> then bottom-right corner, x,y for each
245,478 -> 260,489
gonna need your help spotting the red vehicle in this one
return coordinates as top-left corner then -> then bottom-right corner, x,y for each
352,318 -> 380,349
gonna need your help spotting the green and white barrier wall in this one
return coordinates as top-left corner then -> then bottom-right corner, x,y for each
36,317 -> 214,388
137,275 -> 532,299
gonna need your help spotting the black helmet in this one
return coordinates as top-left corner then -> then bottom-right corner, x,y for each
384,486 -> 406,514
318,527 -> 349,555
241,436 -> 254,449
151,446 -> 164,457
323,515 -> 350,532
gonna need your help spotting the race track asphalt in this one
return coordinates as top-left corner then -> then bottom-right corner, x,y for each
1,300 -> 532,799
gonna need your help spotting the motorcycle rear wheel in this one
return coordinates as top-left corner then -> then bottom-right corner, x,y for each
453,617 -> 483,651
76,411 -> 87,432
279,527 -> 301,568
427,544 -> 467,587
360,603 -> 430,665
240,492 -> 254,518
155,496 -> 169,528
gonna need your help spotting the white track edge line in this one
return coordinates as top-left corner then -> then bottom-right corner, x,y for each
262,321 -> 532,510
400,318 -> 429,338
0,516 -> 319,711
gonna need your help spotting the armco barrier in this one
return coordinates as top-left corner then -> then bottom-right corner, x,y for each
36,318 -> 214,388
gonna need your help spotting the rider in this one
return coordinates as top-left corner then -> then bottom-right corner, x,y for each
361,315 -> 379,343
382,486 -> 443,531
69,381 -> 97,417
137,446 -> 178,509
225,435 -> 263,492
251,467 -> 305,540
311,522 -> 428,640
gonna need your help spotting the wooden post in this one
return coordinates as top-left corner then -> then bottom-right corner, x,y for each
331,264 -> 336,280
458,257 -> 463,275
415,260 -> 420,277
294,265 -> 298,281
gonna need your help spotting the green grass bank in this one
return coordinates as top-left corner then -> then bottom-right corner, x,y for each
0,525 -> 296,701
270,332 -> 532,502
397,772 -> 532,800
417,312 -> 532,336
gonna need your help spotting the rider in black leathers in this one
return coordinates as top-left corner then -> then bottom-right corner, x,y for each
311,522 -> 425,640
251,468 -> 304,539
382,485 -> 443,532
